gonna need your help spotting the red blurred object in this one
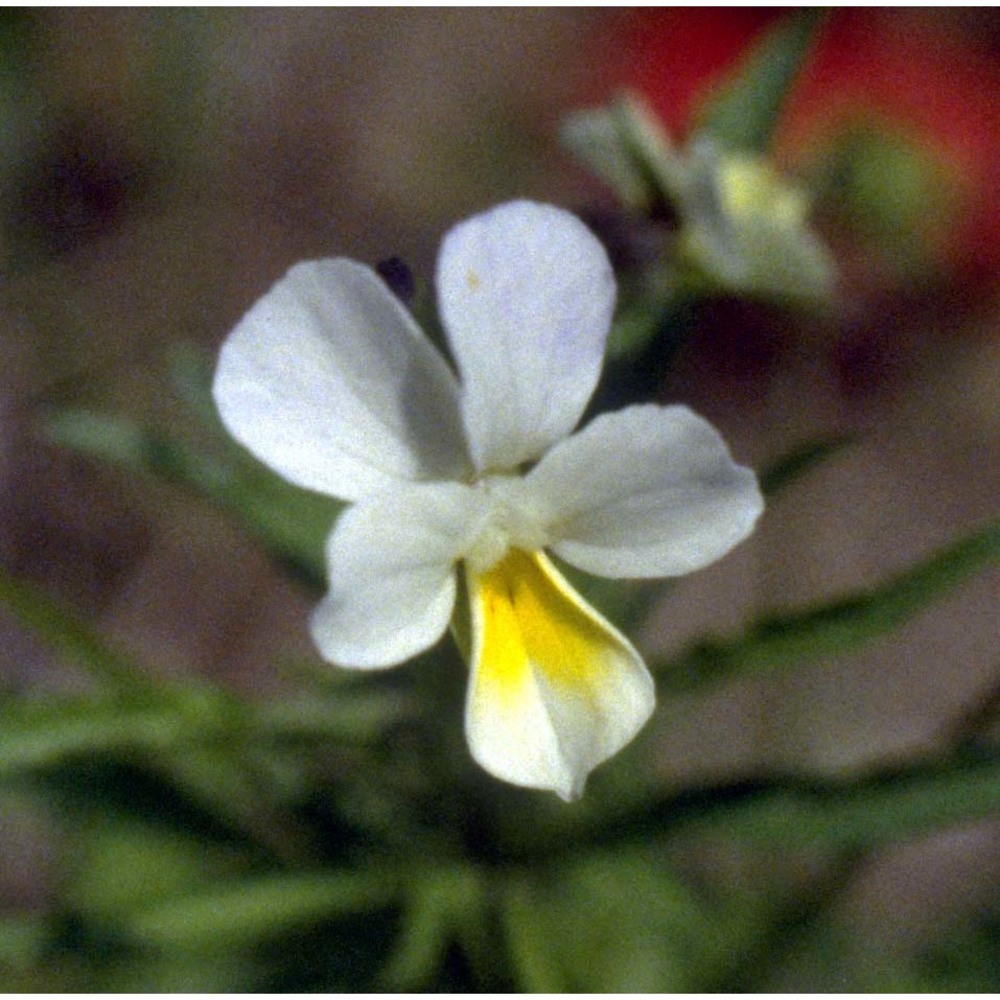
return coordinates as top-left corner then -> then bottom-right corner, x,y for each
605,9 -> 1000,286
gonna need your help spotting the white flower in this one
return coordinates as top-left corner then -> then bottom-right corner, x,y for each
562,94 -> 835,302
213,200 -> 763,801
675,140 -> 835,301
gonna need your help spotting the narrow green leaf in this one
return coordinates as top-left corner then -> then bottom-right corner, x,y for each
504,847 -> 726,992
256,690 -> 411,744
124,871 -> 399,950
0,685 -> 296,852
381,867 -> 483,990
570,752 -> 1000,856
101,952 -> 255,993
160,746 -> 311,864
0,564 -> 156,696
0,698 -> 194,777
46,409 -> 334,591
698,850 -> 864,992
904,916 -> 1000,993
678,754 -> 1000,852
759,434 -> 854,498
695,10 -> 823,152
656,522 -> 1000,694
67,816 -> 244,921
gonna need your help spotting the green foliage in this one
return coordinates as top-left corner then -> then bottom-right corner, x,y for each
0,568 -> 159,696
124,871 -> 399,951
382,865 -> 487,990
43,344 -> 336,591
908,915 -> 1000,993
46,408 -> 336,592
656,521 -> 1000,694
694,10 -> 823,152
3,499 -> 997,988
0,696 -> 200,776
590,754 -> 1000,855
502,849 -> 721,991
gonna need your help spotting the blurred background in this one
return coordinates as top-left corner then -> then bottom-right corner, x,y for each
1,8 -> 998,990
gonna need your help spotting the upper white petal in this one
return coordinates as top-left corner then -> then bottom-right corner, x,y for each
213,259 -> 469,502
527,404 -> 763,578
436,200 -> 616,473
310,481 -> 488,668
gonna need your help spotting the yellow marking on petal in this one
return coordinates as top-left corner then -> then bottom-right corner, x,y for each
466,269 -> 481,291
469,548 -> 631,705
464,548 -> 654,799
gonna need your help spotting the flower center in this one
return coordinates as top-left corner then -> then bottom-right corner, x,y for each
464,475 -> 548,574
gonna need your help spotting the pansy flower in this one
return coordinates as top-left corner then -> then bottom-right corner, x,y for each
213,200 -> 763,800
562,95 -> 834,302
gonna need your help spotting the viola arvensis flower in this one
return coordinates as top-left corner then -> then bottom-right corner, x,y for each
213,200 -> 763,800
562,94 -> 835,302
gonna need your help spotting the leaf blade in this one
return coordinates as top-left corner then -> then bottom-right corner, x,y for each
656,522 -> 1000,694
695,10 -> 823,152
46,409 -> 334,591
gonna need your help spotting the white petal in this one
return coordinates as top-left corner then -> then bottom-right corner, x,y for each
213,259 -> 468,502
310,482 -> 487,668
437,201 -> 616,473
527,404 -> 763,578
464,549 -> 655,801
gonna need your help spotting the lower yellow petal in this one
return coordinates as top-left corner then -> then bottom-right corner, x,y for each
464,548 -> 655,801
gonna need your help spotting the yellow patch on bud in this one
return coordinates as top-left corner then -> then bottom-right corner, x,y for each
717,155 -> 808,228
